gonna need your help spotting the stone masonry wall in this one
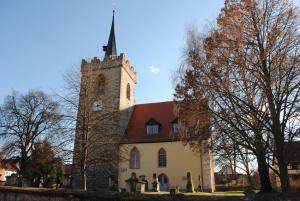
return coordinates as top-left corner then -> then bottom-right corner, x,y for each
72,54 -> 136,191
201,139 -> 216,192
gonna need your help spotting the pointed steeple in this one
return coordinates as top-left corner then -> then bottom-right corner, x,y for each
103,10 -> 117,59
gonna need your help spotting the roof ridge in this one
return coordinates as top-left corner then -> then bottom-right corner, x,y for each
135,101 -> 174,106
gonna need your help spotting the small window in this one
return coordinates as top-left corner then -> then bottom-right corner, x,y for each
130,147 -> 140,169
158,148 -> 167,167
98,74 -> 105,95
291,162 -> 300,170
147,125 -> 159,135
145,118 -> 161,135
172,123 -> 179,133
126,83 -> 130,100
171,118 -> 181,133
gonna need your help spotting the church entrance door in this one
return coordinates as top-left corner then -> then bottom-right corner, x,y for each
158,174 -> 169,191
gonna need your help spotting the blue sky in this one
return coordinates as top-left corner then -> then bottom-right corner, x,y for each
1,0 -> 287,104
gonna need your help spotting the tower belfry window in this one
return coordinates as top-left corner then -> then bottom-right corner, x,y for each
98,74 -> 105,95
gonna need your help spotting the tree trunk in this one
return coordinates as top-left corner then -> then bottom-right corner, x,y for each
81,164 -> 87,191
265,73 -> 291,193
19,149 -> 27,176
83,171 -> 87,191
273,130 -> 291,192
19,159 -> 26,176
19,151 -> 28,187
256,154 -> 274,193
277,156 -> 291,193
245,169 -> 254,189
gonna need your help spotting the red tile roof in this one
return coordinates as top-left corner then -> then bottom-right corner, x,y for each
0,159 -> 18,172
121,101 -> 178,143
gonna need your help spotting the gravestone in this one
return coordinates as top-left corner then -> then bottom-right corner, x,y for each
186,172 -> 194,193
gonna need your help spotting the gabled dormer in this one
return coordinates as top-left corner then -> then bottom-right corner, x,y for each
145,118 -> 161,135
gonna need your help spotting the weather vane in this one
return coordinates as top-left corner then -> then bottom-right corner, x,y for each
112,0 -> 116,11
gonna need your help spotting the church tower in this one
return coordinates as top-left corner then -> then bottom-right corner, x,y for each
72,11 -> 137,190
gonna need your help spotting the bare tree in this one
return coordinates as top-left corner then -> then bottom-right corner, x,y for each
175,0 -> 300,192
175,26 -> 274,192
0,90 -> 62,181
213,0 -> 300,192
59,65 -> 125,191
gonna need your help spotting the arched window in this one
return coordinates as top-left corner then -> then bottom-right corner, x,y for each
126,83 -> 130,100
130,147 -> 140,169
158,148 -> 167,167
98,74 -> 105,95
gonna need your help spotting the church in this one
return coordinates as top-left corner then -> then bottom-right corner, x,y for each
72,11 -> 215,192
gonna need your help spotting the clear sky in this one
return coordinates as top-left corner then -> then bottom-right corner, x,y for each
0,0 -> 274,104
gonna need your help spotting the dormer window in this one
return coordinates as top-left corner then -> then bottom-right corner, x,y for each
172,123 -> 179,133
147,125 -> 159,135
171,118 -> 180,133
146,118 -> 161,135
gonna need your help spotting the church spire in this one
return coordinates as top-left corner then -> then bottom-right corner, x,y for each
103,10 -> 117,59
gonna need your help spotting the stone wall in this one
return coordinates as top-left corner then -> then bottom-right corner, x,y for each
72,53 -> 136,190
0,187 -> 125,201
200,139 -> 215,192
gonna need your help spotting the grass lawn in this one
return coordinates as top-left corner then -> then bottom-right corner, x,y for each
0,186 -> 52,191
185,191 -> 245,196
144,191 -> 245,197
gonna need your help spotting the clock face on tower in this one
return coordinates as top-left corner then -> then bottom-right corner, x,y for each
93,100 -> 103,111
